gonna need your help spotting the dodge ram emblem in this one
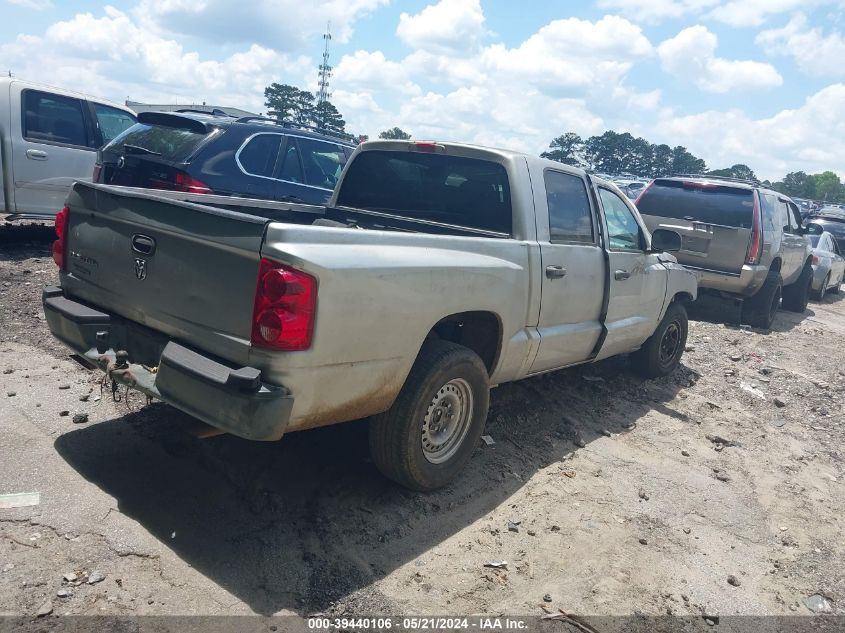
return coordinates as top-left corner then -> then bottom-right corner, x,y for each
134,258 -> 147,280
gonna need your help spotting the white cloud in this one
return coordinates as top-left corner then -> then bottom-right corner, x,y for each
134,0 -> 387,49
656,84 -> 845,178
658,26 -> 782,92
396,0 -> 487,55
333,50 -> 422,96
0,6 -> 313,112
595,0 -> 718,23
757,14 -> 845,77
6,0 -> 52,8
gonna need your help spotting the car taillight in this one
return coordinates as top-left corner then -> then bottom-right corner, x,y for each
812,254 -> 820,265
149,170 -> 212,194
53,206 -> 69,270
745,191 -> 762,265
633,180 -> 654,207
92,162 -> 102,182
250,258 -> 317,351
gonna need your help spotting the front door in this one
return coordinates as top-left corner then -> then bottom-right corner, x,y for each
596,187 -> 666,359
529,169 -> 604,373
11,85 -> 98,217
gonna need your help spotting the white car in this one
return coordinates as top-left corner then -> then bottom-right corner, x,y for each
0,77 -> 136,220
808,230 -> 845,300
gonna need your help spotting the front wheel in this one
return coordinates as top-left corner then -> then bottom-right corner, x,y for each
369,340 -> 490,491
631,302 -> 689,378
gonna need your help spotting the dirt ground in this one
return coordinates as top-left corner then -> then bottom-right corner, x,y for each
1,224 -> 842,621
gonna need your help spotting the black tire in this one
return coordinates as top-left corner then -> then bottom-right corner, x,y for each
813,273 -> 829,301
782,263 -> 812,313
742,270 -> 782,329
631,302 -> 688,378
369,340 -> 489,491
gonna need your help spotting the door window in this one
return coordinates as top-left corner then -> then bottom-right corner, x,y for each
238,134 -> 282,178
544,170 -> 594,243
297,137 -> 348,189
787,203 -> 801,233
278,139 -> 304,183
599,188 -> 642,251
23,90 -> 88,147
779,201 -> 793,233
91,103 -> 136,145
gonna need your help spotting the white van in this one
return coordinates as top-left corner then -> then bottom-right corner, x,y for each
0,77 -> 136,220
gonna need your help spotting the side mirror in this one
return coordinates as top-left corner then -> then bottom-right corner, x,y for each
651,228 -> 682,253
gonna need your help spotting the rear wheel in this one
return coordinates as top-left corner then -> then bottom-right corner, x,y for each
813,273 -> 830,301
631,302 -> 688,378
782,263 -> 812,313
369,340 -> 489,491
743,270 -> 782,329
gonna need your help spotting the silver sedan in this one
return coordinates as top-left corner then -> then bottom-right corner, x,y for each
809,231 -> 845,300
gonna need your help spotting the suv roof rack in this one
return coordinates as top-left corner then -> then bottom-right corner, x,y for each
232,116 -> 357,145
672,173 -> 760,186
174,108 -> 234,117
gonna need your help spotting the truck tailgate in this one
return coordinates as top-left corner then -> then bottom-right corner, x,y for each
61,182 -> 269,365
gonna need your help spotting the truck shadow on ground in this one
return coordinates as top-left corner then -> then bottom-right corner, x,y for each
54,356 -> 692,615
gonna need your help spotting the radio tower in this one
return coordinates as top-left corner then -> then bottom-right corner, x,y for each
317,22 -> 332,107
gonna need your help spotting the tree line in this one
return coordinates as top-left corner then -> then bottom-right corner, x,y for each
256,94 -> 845,203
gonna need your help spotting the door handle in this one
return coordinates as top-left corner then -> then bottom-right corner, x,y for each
545,265 -> 567,279
614,270 -> 631,280
26,149 -> 48,161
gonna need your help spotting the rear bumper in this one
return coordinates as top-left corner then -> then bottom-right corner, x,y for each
690,264 -> 768,298
42,286 -> 293,441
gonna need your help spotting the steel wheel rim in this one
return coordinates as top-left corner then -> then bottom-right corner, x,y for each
659,321 -> 682,366
421,378 -> 474,464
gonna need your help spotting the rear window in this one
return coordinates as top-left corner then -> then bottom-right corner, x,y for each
104,123 -> 212,163
637,180 -> 754,228
336,150 -> 512,234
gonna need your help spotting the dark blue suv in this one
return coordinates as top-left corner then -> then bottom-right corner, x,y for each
94,110 -> 356,205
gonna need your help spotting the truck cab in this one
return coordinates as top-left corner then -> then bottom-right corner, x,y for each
0,77 -> 136,220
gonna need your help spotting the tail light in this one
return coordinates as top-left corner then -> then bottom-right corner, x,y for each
250,258 -> 317,351
745,191 -> 763,265
92,162 -> 103,182
149,170 -> 212,194
812,254 -> 820,265
53,206 -> 69,270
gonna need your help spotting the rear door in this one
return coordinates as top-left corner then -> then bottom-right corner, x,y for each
529,168 -> 604,373
781,199 -> 807,283
597,186 -> 666,359
272,135 -> 348,204
11,84 -> 98,217
637,180 -> 754,275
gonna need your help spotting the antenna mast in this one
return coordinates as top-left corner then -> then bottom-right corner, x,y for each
317,22 -> 332,107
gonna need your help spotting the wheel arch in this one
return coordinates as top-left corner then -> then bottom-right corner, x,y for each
424,310 -> 503,375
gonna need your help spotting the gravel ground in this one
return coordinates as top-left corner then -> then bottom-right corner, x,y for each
1,227 -> 843,620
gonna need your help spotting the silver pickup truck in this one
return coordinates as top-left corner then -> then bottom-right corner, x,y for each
43,140 -> 697,490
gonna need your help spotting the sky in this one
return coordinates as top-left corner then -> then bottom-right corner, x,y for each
2,0 -> 845,181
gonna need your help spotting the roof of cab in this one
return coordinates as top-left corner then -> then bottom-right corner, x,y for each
0,76 -> 134,115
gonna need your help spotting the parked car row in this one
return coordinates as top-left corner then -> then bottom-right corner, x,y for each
636,175 -> 815,329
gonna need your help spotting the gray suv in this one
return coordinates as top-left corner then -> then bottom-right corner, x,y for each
637,176 -> 812,328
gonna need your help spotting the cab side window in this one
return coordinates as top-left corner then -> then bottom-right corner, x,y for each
599,188 -> 642,251
91,103 -> 136,145
544,170 -> 594,243
23,90 -> 89,148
